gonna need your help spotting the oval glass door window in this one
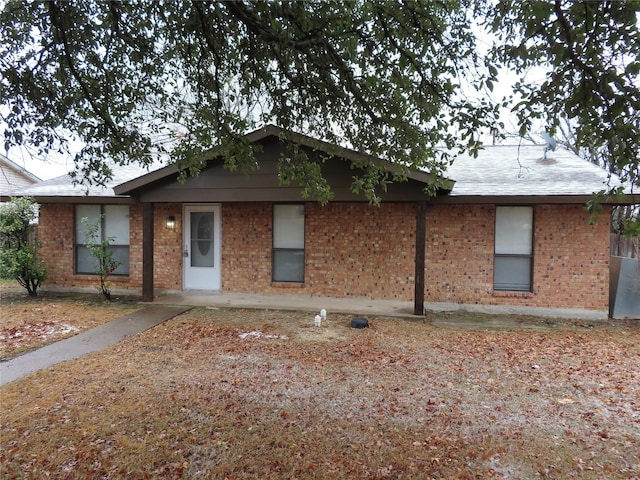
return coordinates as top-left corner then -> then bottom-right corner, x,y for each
190,212 -> 215,267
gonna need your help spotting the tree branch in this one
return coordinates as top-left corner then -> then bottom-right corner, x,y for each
48,0 -> 120,138
225,1 -> 380,123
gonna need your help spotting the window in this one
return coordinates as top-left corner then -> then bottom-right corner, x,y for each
494,206 -> 533,291
272,204 -> 305,283
75,205 -> 130,275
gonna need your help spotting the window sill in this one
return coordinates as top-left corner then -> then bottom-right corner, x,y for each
271,282 -> 305,289
492,290 -> 534,298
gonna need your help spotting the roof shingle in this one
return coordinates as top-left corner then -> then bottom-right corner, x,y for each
2,141 -> 634,203
445,144 -> 623,197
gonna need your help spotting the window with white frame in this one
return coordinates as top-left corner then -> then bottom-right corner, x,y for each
272,204 -> 305,283
75,205 -> 130,275
494,206 -> 533,291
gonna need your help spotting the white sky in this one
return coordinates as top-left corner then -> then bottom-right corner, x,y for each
6,146 -> 76,181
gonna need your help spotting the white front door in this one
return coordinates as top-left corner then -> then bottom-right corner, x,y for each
183,204 -> 221,290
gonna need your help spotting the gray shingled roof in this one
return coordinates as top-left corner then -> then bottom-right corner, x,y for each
1,162 -> 160,200
445,144 -> 624,197
1,142 -> 633,202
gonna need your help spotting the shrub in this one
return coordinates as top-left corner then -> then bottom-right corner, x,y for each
81,215 -> 120,301
0,197 -> 46,296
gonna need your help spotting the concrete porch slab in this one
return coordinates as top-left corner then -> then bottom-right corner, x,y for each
150,291 -> 608,321
151,291 -> 418,318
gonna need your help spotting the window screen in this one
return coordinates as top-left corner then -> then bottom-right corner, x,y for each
494,206 -> 533,291
273,205 -> 304,282
75,205 -> 130,275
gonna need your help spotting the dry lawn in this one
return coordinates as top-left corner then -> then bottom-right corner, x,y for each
0,280 -> 142,360
1,301 -> 639,479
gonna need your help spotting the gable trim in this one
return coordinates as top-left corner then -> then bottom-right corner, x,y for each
114,125 -> 452,196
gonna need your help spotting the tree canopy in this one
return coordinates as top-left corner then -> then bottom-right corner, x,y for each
0,196 -> 46,296
1,0 -> 638,202
482,0 -> 640,193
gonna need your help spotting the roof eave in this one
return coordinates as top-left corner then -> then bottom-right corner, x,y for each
0,154 -> 42,183
114,164 -> 180,195
5,195 -> 134,204
430,193 -> 640,205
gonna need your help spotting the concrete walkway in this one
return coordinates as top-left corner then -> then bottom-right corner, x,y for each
0,305 -> 190,386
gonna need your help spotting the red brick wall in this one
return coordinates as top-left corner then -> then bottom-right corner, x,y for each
221,202 -> 416,300
221,203 -> 273,292
37,201 -> 611,311
153,203 -> 183,290
304,203 -> 415,299
37,203 -> 144,291
425,204 -> 494,303
425,204 -> 610,310
127,204 -> 143,290
532,205 -> 610,310
38,203 -> 186,292
38,204 -> 75,285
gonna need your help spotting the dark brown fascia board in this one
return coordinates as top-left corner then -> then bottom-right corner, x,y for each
429,194 -> 640,205
114,164 -> 180,195
605,194 -> 640,205
114,124 -> 453,195
20,192 -> 637,206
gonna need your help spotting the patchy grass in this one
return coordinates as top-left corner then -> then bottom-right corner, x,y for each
0,280 -> 142,360
1,306 -> 638,479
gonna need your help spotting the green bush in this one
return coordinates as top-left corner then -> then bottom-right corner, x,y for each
81,215 -> 120,301
0,197 -> 46,296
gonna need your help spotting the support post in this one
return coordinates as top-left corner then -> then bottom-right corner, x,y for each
414,200 -> 427,315
142,202 -> 154,302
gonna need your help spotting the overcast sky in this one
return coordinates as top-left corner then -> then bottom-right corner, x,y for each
6,146 -> 75,181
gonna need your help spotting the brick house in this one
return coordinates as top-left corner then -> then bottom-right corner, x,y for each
5,126 -> 637,317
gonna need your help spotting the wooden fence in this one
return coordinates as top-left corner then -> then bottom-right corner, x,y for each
611,233 -> 639,259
